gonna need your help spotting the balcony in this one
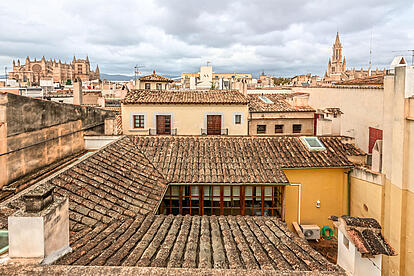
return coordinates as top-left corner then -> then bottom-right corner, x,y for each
201,128 -> 229,135
148,128 -> 177,135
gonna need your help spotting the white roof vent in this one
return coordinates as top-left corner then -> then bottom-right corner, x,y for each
300,137 -> 326,152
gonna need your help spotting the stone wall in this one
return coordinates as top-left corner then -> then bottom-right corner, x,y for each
0,93 -> 115,187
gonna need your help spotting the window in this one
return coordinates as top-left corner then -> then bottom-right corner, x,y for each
275,124 -> 284,134
156,83 -> 162,90
235,114 -> 242,124
77,64 -> 83,73
145,83 -> 151,90
133,115 -> 145,129
343,235 -> 349,249
161,184 -> 284,217
257,125 -> 266,134
292,124 -> 302,133
258,95 -> 274,104
300,137 -> 326,151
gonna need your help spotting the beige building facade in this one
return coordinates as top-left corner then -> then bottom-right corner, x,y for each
181,65 -> 253,90
247,93 -> 315,136
348,64 -> 414,275
136,71 -> 173,90
121,90 -> 249,136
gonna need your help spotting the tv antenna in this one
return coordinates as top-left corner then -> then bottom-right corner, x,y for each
134,65 -> 144,84
369,31 -> 373,76
392,50 -> 414,65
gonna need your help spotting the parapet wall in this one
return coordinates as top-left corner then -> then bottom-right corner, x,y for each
0,93 -> 115,187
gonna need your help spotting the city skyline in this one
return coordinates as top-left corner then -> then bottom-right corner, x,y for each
0,0 -> 413,77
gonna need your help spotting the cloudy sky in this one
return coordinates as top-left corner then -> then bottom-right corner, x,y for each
0,0 -> 413,77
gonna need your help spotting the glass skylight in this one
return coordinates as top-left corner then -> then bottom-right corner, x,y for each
258,95 -> 273,104
300,137 -> 326,151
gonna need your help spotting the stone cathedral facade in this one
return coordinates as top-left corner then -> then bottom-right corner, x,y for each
8,56 -> 100,85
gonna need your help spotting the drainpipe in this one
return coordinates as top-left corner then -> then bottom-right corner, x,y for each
346,168 -> 353,215
291,183 -> 301,224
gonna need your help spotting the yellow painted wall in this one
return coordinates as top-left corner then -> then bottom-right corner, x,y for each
350,176 -> 382,223
382,178 -> 414,276
122,104 -> 249,136
284,168 -> 349,231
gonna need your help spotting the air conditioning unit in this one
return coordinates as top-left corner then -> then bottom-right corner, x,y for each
300,225 -> 320,240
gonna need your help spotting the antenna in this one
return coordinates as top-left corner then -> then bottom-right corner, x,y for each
369,31 -> 373,76
134,65 -> 144,86
392,50 -> 414,65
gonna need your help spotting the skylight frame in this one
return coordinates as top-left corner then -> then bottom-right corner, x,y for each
300,137 -> 326,152
258,95 -> 274,104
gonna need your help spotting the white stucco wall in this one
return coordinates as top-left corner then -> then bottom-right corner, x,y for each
337,229 -> 382,276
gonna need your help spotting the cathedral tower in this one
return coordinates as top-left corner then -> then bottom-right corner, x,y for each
327,32 -> 346,77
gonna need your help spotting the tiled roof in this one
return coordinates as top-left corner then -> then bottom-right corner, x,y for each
324,108 -> 343,116
131,136 -> 363,184
122,89 -> 249,105
139,73 -> 173,82
3,137 -> 168,231
248,93 -> 315,112
54,214 -> 341,272
334,216 -> 397,256
335,75 -> 384,86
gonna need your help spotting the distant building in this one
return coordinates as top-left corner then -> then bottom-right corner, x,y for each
8,56 -> 100,85
247,93 -> 316,136
181,65 -> 252,91
137,70 -> 173,90
324,33 -> 385,84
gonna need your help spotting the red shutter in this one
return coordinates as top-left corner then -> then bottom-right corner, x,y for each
368,127 -> 383,153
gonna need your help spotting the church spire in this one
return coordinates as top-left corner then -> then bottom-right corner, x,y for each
95,64 -> 100,74
335,32 -> 341,45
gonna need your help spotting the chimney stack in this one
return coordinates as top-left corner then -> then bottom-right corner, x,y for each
73,77 -> 82,105
8,184 -> 71,264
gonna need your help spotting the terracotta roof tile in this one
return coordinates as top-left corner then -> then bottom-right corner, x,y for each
338,216 -> 397,256
139,73 -> 173,82
248,93 -> 315,112
131,136 -> 362,184
2,137 -> 168,229
122,89 -> 249,105
335,75 -> 384,86
54,214 -> 342,272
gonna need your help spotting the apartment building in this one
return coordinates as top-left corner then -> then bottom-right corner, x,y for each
121,89 -> 249,136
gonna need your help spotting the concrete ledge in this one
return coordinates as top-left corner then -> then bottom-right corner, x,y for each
351,168 -> 382,185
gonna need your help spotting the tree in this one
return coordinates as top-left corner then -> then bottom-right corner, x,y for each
66,79 -> 72,85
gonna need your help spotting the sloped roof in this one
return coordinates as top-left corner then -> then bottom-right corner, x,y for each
3,137 -> 168,231
248,93 -> 315,112
54,214 -> 341,272
335,75 -> 384,86
122,89 -> 249,105
335,216 -> 397,256
139,72 -> 173,82
131,136 -> 363,184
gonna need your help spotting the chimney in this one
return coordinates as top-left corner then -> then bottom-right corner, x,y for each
8,184 -> 71,264
73,77 -> 82,105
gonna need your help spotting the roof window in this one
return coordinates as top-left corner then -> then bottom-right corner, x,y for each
300,137 -> 326,152
258,95 -> 273,104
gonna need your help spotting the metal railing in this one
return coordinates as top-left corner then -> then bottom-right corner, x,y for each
148,128 -> 177,135
201,128 -> 228,135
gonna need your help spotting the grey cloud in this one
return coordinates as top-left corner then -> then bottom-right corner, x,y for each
0,0 -> 413,77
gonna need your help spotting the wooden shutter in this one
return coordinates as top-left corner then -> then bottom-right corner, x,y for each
207,115 -> 221,135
